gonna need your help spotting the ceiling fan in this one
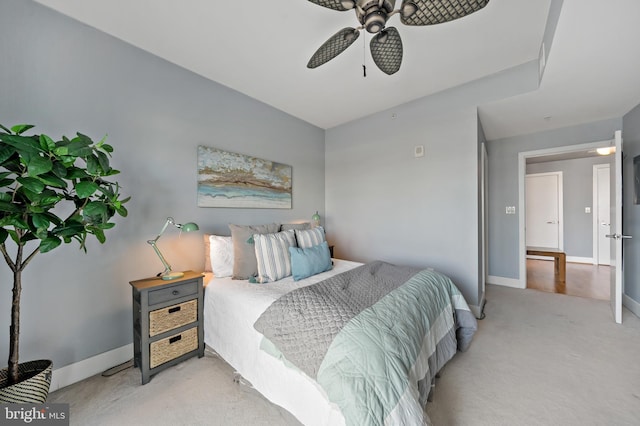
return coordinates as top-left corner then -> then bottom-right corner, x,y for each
306,0 -> 490,75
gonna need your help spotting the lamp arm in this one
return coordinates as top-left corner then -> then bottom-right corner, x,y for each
148,239 -> 173,276
149,217 -> 175,244
146,217 -> 177,276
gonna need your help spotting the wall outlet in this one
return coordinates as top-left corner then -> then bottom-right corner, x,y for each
505,206 -> 516,214
414,145 -> 424,158
585,207 -> 591,213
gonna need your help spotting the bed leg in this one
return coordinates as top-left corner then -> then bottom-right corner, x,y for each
427,382 -> 436,402
428,368 -> 443,402
232,371 -> 253,388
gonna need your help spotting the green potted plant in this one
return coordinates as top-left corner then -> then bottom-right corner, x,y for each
0,124 -> 130,403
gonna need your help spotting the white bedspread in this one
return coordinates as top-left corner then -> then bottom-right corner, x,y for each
204,259 -> 362,426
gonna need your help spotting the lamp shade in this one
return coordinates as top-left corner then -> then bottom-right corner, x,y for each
180,222 -> 199,232
312,211 -> 321,227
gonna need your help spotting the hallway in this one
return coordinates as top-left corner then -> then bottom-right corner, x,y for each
526,259 -> 610,300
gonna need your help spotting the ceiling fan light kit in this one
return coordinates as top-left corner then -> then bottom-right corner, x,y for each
306,0 -> 490,75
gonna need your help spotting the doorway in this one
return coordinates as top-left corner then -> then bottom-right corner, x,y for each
518,141 -> 615,301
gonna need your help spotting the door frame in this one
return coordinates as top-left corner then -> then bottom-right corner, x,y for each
517,140 -> 613,289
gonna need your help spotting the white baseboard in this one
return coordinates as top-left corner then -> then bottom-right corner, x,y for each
487,275 -> 524,289
623,294 -> 640,319
49,344 -> 133,392
527,255 -> 593,264
566,256 -> 593,264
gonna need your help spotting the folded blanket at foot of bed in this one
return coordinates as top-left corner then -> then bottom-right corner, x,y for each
254,260 -> 478,426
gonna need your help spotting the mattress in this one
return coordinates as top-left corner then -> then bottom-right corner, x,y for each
203,259 -> 362,426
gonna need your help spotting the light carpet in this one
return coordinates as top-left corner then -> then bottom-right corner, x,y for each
48,284 -> 640,425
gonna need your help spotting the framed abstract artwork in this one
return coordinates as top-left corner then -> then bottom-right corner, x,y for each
197,146 -> 292,208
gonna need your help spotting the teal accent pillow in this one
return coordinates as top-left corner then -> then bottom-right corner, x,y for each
289,241 -> 332,281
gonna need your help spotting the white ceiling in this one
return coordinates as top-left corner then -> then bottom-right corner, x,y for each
33,0 -> 640,140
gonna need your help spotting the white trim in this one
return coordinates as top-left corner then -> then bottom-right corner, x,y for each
518,140 -> 614,287
566,256 -> 593,264
526,255 -> 593,264
487,275 -> 524,289
49,344 -> 133,392
623,294 -> 640,319
481,143 -> 488,303
527,255 -> 550,261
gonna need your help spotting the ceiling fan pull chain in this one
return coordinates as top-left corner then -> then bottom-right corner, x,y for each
362,30 -> 367,77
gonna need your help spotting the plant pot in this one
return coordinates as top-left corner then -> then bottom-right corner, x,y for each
0,360 -> 52,403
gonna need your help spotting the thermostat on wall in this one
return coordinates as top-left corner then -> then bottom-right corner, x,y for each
414,145 -> 424,158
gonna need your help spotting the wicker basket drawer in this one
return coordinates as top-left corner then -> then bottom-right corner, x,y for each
150,327 -> 198,369
149,299 -> 197,337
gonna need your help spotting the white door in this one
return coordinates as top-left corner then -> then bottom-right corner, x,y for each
607,130 -> 630,324
526,172 -> 562,249
595,164 -> 611,265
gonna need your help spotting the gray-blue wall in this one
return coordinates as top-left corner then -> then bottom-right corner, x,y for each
526,156 -> 613,259
0,0 -> 325,371
487,118 -> 622,280
622,103 -> 640,305
325,105 -> 481,306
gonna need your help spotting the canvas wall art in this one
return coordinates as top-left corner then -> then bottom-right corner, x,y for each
197,146 -> 292,208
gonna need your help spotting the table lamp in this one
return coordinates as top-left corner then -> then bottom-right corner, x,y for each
147,216 -> 199,280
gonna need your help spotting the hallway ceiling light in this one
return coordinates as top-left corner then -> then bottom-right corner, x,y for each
596,147 -> 615,155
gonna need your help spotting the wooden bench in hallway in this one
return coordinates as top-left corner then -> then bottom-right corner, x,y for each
526,246 -> 566,284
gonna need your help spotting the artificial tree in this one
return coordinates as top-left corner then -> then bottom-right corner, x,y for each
0,124 -> 129,386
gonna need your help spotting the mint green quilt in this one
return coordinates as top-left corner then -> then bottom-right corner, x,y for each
255,261 -> 477,426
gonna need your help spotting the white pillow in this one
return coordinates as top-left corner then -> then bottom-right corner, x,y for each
253,230 -> 296,283
295,226 -> 326,249
209,235 -> 234,278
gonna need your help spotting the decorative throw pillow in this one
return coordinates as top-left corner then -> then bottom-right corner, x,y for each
204,234 -> 212,272
209,235 -> 234,278
295,226 -> 326,248
280,222 -> 311,231
253,230 -> 297,283
229,223 -> 280,280
289,241 -> 332,281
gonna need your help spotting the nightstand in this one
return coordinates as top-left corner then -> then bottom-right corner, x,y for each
129,271 -> 204,384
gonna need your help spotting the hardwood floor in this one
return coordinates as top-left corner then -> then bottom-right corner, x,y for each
526,259 -> 610,300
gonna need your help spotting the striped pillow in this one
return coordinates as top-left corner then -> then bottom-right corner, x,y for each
295,226 -> 326,249
253,230 -> 297,283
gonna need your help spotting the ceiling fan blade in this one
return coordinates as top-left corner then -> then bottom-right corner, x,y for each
370,27 -> 402,75
307,28 -> 360,69
400,0 -> 490,26
306,0 -> 356,12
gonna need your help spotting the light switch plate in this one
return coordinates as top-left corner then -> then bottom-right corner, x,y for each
414,145 -> 424,158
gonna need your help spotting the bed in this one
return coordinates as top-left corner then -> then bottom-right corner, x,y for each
202,226 -> 477,426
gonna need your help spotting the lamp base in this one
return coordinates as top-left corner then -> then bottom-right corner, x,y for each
161,271 -> 185,280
